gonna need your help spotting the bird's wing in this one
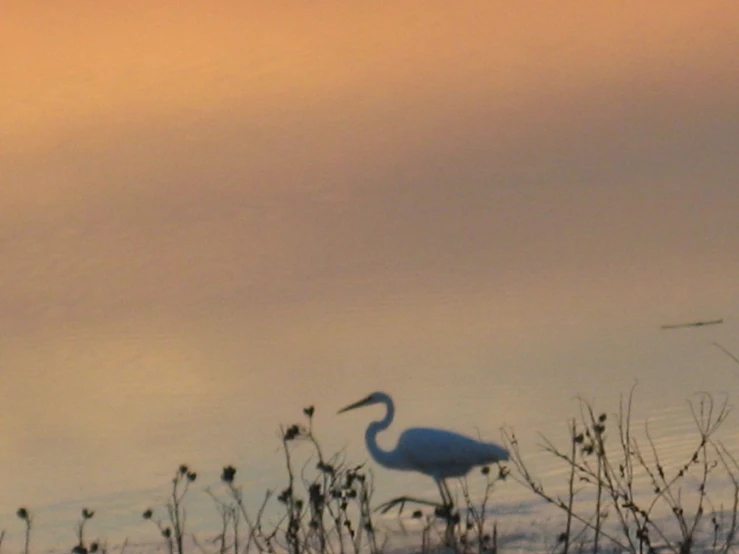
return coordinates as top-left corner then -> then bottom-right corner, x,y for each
396,427 -> 504,477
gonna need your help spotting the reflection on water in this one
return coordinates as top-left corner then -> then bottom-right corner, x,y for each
5,2 -> 739,548
2,308 -> 738,550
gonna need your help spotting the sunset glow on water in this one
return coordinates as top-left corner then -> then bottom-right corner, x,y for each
2,3 -> 739,550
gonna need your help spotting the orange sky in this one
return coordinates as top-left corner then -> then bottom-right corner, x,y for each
2,0 -> 738,376
3,2 -> 738,321
5,3 -> 738,155
2,1 -> 738,391
1,3 -> 739,545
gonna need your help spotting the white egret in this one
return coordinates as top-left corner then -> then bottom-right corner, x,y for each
338,391 -> 509,513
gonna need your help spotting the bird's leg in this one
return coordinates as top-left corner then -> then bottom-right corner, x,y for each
436,479 -> 458,546
442,479 -> 454,508
435,479 -> 455,513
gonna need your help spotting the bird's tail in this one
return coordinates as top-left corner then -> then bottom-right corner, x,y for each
488,442 -> 510,462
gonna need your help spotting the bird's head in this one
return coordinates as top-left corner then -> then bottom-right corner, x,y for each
337,391 -> 390,414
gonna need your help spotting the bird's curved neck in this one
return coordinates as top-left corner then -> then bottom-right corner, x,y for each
365,397 -> 404,470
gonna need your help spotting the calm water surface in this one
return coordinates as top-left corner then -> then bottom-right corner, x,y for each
5,5 -> 739,549
2,301 -> 737,550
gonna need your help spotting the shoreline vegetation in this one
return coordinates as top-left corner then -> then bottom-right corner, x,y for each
9,387 -> 739,554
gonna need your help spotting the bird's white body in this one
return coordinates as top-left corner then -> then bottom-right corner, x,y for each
380,426 -> 509,479
339,391 -> 509,486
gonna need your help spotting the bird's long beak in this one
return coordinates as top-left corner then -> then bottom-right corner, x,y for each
337,396 -> 371,414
